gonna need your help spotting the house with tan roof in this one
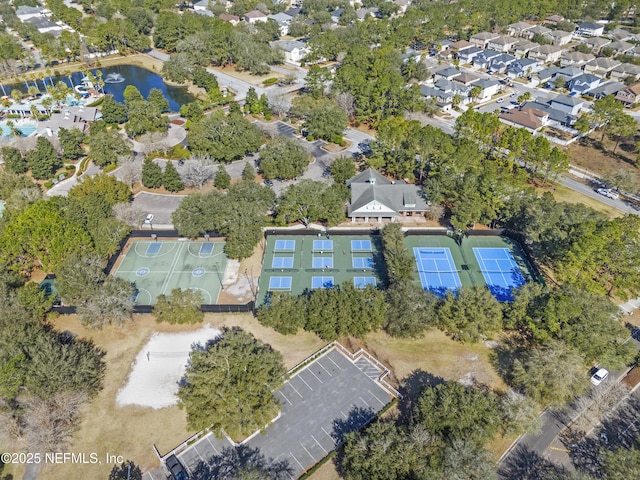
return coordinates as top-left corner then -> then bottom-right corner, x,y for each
499,106 -> 549,133
512,39 -> 539,57
560,50 -> 595,67
544,30 -> 573,46
610,63 -> 640,82
507,21 -> 534,37
244,10 -> 267,23
469,31 -> 500,49
608,41 -> 634,55
581,36 -> 610,53
584,57 -> 622,77
615,83 -> 640,106
527,44 -> 563,63
488,35 -> 518,52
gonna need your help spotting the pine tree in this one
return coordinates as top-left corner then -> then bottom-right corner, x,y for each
163,161 -> 184,192
214,166 -> 231,190
241,162 -> 255,181
27,137 -> 61,180
141,158 -> 163,189
244,87 -> 259,114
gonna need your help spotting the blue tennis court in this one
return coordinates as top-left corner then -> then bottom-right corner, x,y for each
311,276 -> 334,289
313,239 -> 333,251
413,247 -> 462,296
272,257 -> 294,268
473,248 -> 525,302
313,257 -> 334,268
199,242 -> 214,255
353,277 -> 376,288
352,257 -> 374,269
269,276 -> 292,290
351,240 -> 372,251
146,243 -> 162,255
274,240 -> 295,251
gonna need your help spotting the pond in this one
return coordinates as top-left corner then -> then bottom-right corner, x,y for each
2,65 -> 194,112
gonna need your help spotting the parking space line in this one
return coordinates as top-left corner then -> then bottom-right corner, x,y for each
312,435 -> 327,454
288,382 -> 304,398
279,390 -> 293,405
289,452 -> 305,470
327,356 -> 343,370
193,445 -> 206,463
340,410 -> 348,419
298,375 -> 313,391
301,443 -> 316,462
206,436 -> 219,455
321,426 -> 333,440
318,361 -> 333,376
369,389 -> 387,407
308,369 -> 323,384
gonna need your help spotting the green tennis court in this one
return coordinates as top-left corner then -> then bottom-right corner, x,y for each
113,240 -> 228,305
257,234 -> 385,305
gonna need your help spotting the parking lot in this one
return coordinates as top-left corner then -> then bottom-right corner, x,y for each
170,346 -> 394,478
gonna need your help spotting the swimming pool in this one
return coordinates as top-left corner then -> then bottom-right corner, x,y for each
0,122 -> 37,137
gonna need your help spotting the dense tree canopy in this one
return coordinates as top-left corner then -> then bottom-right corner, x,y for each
275,180 -> 346,226
259,137 -> 309,180
155,288 -> 204,324
177,327 -> 287,437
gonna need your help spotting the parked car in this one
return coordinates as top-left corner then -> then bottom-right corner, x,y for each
166,454 -> 188,480
144,214 -> 154,224
590,368 -> 609,386
496,97 -> 504,103
263,179 -> 273,186
596,188 -> 619,200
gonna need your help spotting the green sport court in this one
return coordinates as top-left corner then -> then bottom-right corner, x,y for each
257,234 -> 385,305
404,234 -> 533,302
113,240 -> 228,305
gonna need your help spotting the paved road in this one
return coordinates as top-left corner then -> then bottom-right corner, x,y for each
560,175 -> 640,215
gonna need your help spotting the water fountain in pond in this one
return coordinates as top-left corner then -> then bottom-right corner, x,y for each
104,73 -> 126,84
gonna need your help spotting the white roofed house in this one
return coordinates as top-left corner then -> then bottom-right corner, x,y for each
15,5 -> 44,21
270,40 -> 308,65
346,168 -> 429,223
474,78 -> 500,101
192,0 -> 209,11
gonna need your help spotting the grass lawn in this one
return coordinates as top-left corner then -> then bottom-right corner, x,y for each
547,184 -> 624,218
567,135 -> 639,183
28,312 -> 325,480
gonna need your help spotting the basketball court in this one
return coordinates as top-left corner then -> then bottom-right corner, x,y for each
113,240 -> 228,305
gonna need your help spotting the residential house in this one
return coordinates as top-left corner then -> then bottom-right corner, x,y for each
218,13 -> 240,25
419,85 -> 454,108
356,7 -> 378,20
577,22 -> 604,37
507,21 -> 534,37
584,57 -> 621,77
433,66 -> 461,81
610,63 -> 640,82
499,106 -> 549,133
548,94 -> 585,115
581,36 -> 611,53
512,39 -> 539,57
487,53 -> 517,73
544,30 -> 573,46
346,168 -> 429,222
458,46 -> 483,64
193,0 -> 209,11
469,31 -> 500,49
26,16 -> 62,34
15,5 -> 44,20
330,8 -> 343,23
589,81 -> 625,99
452,72 -> 481,86
268,12 -> 292,36
525,25 -> 551,39
608,41 -> 634,55
630,46 -> 640,57
270,40 -> 308,64
451,40 -> 472,52
434,78 -> 471,98
560,50 -> 595,67
567,73 -> 601,94
487,35 -> 518,52
537,66 -> 563,84
522,100 -> 577,127
284,7 -> 302,17
528,44 -> 563,64
547,66 -> 582,89
615,83 -> 640,106
544,14 -> 564,25
472,49 -> 502,69
610,28 -> 636,42
506,58 -> 540,78
244,10 -> 268,23
475,78 -> 501,100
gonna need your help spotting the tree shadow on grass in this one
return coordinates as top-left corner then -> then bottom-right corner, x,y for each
498,445 -> 570,480
190,444 -> 293,480
396,369 -> 445,425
